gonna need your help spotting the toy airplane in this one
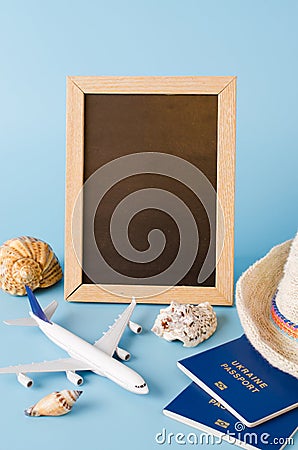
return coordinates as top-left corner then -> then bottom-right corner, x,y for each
0,286 -> 149,395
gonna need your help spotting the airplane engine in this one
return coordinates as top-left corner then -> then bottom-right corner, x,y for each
66,370 -> 83,386
116,347 -> 131,361
128,321 -> 142,334
17,373 -> 33,388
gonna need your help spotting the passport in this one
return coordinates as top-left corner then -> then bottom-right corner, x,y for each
177,335 -> 298,426
163,382 -> 298,450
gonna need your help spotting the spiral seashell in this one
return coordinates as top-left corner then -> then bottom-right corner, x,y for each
24,390 -> 82,417
0,236 -> 62,296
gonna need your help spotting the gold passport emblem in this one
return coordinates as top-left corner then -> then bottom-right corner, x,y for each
214,381 -> 227,391
215,419 -> 230,429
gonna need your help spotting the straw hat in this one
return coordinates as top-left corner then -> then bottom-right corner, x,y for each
236,232 -> 298,378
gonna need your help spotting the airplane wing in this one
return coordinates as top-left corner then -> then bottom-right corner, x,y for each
94,299 -> 136,356
0,358 -> 91,374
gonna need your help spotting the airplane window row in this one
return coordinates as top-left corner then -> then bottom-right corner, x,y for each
135,383 -> 147,388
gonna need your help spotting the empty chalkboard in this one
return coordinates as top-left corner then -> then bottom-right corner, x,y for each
65,77 -> 236,304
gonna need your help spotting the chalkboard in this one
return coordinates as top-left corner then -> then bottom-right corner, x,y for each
65,77 -> 236,304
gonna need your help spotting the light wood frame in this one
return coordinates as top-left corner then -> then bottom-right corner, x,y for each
65,76 -> 236,305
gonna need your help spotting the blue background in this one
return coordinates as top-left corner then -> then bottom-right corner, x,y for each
0,1 -> 297,449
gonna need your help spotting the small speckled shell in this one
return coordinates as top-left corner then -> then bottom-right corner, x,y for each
24,390 -> 82,417
0,236 -> 62,296
151,301 -> 217,347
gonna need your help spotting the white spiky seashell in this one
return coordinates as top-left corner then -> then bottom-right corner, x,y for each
0,236 -> 62,296
24,390 -> 82,417
151,301 -> 217,347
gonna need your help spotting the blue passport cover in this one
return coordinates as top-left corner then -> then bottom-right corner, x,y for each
177,335 -> 298,426
163,383 -> 297,450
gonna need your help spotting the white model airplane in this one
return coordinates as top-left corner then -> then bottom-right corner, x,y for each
0,286 -> 148,395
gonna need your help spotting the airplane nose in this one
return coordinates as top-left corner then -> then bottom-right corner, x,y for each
142,385 -> 149,394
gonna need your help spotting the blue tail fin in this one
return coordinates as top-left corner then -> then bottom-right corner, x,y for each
25,286 -> 51,323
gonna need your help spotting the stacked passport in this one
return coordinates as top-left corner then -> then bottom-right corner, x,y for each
163,335 -> 298,449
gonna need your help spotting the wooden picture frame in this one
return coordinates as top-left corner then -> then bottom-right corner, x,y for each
65,76 -> 236,305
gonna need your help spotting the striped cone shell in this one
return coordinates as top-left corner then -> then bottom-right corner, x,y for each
24,390 -> 82,417
0,236 -> 62,296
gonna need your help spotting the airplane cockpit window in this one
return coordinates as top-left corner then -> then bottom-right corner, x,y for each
135,383 -> 147,388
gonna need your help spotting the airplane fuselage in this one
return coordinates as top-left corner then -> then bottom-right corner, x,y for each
31,314 -> 148,394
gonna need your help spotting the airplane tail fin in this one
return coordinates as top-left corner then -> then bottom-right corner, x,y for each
4,317 -> 38,326
4,287 -> 58,326
25,285 -> 51,323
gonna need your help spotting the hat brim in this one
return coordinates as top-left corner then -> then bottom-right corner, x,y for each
236,239 -> 298,379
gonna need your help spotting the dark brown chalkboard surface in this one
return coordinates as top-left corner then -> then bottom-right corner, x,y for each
65,76 -> 236,304
83,94 -> 217,287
